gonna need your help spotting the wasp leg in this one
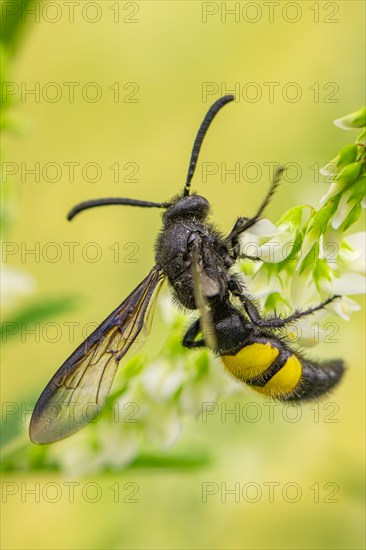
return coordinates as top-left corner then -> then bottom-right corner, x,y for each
229,277 -> 339,328
248,295 -> 339,328
243,255 -> 263,262
226,167 -> 284,259
227,243 -> 263,262
183,319 -> 206,348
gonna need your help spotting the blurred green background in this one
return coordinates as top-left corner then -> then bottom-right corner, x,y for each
1,1 -> 365,549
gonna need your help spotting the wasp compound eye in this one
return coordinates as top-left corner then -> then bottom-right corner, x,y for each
163,195 -> 210,224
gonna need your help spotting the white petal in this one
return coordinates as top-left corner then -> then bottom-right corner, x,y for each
290,272 -> 318,305
331,192 -> 354,229
320,161 -> 337,177
321,273 -> 366,295
145,406 -> 181,449
180,377 -> 218,415
115,389 -> 148,422
259,234 -> 294,262
320,180 -> 344,205
54,433 -> 100,478
158,292 -> 178,324
142,360 -> 185,401
245,218 -> 280,237
344,232 -> 366,249
334,116 -> 358,130
245,269 -> 282,297
339,232 -> 366,274
0,265 -> 36,310
239,220 -> 285,255
99,423 -> 139,468
286,316 -> 327,348
328,296 -> 361,320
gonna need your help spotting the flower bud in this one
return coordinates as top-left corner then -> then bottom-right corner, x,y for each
347,174 -> 366,203
277,205 -> 313,228
336,162 -> 362,187
334,107 -> 366,130
340,202 -> 362,232
298,243 -> 319,274
307,202 -> 336,235
357,128 -> 366,146
337,144 -> 358,167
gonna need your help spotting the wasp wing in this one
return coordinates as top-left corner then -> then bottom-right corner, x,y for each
190,240 -> 218,351
30,267 -> 164,444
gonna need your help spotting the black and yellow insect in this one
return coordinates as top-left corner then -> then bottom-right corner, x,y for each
184,296 -> 343,401
30,96 -> 344,445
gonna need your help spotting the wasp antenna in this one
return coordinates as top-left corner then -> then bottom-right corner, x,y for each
226,166 -> 285,241
252,165 -> 285,222
183,95 -> 235,197
67,198 -> 170,221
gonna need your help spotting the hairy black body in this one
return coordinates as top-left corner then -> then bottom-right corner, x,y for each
155,195 -> 232,309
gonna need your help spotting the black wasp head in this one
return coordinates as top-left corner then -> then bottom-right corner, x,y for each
163,194 -> 210,224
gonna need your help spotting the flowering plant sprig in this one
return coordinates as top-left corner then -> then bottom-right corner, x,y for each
36,108 -> 365,475
240,106 -> 365,338
5,109 -> 365,476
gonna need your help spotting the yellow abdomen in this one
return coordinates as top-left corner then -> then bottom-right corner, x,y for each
221,342 -> 302,398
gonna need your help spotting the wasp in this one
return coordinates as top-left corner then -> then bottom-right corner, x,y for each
30,96 -> 344,444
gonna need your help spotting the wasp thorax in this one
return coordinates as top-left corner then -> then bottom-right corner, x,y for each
163,195 -> 209,224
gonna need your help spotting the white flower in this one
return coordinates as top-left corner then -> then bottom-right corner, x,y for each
180,377 -> 218,415
327,296 -> 361,321
320,159 -> 338,178
318,229 -> 342,262
286,311 -> 328,348
320,180 -> 344,205
290,271 -> 319,307
238,218 -> 280,259
97,423 -> 139,469
338,232 -> 366,274
320,272 -> 366,295
53,432 -> 99,478
114,387 -> 148,422
56,413 -> 141,476
258,223 -> 297,263
239,218 -> 280,242
159,292 -> 181,324
179,356 -> 232,415
141,359 -> 185,402
331,190 -> 356,229
144,404 -> 181,449
334,108 -> 366,130
243,268 -> 282,299
0,265 -> 36,310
